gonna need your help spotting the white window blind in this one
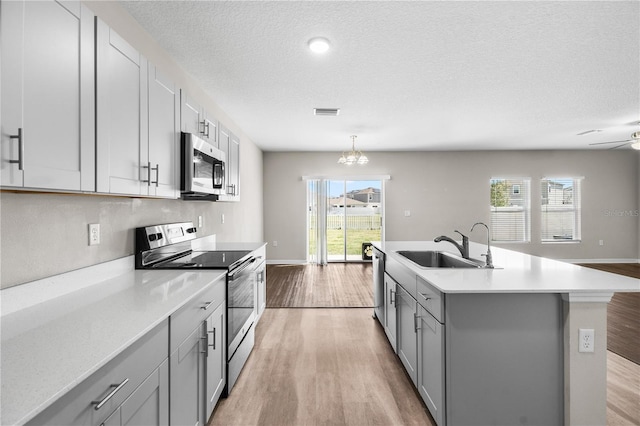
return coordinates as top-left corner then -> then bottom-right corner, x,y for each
541,178 -> 582,242
490,178 -> 531,242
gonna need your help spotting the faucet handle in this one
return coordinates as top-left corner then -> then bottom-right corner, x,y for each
454,230 -> 468,240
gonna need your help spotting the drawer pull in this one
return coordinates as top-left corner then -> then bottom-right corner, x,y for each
418,292 -> 431,301
201,300 -> 215,311
92,378 -> 129,410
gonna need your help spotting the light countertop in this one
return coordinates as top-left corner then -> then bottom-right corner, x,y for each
373,241 -> 639,294
1,264 -> 226,426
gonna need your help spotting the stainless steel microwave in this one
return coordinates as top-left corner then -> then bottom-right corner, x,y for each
181,132 -> 226,200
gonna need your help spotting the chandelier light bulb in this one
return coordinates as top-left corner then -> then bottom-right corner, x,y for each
338,135 -> 368,165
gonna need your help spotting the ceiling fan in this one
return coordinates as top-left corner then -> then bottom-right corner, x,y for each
588,131 -> 640,150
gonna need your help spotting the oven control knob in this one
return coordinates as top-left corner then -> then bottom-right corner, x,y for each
148,234 -> 157,241
187,227 -> 196,233
156,233 -> 163,240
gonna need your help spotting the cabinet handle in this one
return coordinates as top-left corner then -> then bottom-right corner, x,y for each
91,378 -> 129,410
390,289 -> 396,306
201,334 -> 209,355
208,327 -> 216,350
418,292 -> 431,301
142,162 -> 151,186
227,184 -> 236,196
201,300 -> 215,311
414,313 -> 420,332
199,120 -> 210,137
205,122 -> 210,138
9,128 -> 23,170
152,164 -> 159,187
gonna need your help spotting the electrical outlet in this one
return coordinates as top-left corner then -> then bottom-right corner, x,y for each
273,241 -> 278,247
579,328 -> 595,353
89,224 -> 100,246
599,240 -> 604,246
404,210 -> 411,217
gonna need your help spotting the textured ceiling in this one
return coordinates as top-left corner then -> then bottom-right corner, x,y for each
120,1 -> 640,152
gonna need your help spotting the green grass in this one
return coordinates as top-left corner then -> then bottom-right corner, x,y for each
326,229 -> 381,256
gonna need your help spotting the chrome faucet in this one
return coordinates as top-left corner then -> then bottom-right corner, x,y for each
434,230 -> 469,259
470,222 -> 494,268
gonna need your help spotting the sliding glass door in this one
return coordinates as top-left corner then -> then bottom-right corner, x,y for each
308,178 -> 383,263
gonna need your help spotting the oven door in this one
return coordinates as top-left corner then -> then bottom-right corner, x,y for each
227,256 -> 257,358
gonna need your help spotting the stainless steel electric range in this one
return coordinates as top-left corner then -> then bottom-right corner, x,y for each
135,222 -> 263,394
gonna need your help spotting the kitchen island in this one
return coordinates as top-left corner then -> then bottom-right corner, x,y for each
373,240 -> 639,426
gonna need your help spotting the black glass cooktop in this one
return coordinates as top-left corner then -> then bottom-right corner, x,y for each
154,250 -> 251,269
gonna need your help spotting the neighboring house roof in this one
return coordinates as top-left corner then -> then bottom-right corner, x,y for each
328,196 -> 367,206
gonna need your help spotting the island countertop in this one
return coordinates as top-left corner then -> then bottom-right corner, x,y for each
373,241 -> 639,294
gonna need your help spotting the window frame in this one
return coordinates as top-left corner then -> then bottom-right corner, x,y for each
540,177 -> 582,243
489,177 -> 531,243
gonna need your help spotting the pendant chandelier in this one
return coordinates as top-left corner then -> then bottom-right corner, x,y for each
338,135 -> 368,165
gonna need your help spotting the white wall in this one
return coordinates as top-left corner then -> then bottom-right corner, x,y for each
264,151 -> 639,263
0,2 -> 264,289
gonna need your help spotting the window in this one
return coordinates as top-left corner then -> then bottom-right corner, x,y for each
541,178 -> 582,242
490,178 -> 530,242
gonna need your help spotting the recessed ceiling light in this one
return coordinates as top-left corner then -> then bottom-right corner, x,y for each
308,37 -> 330,54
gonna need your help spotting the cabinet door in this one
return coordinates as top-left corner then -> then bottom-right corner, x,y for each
205,303 -> 226,421
396,285 -> 418,386
180,91 -> 202,135
383,273 -> 397,352
146,64 -> 179,198
96,18 -> 147,195
170,325 -> 205,426
1,0 -> 95,190
227,132 -> 240,198
121,359 -> 169,426
202,113 -> 219,148
102,360 -> 169,426
418,307 -> 445,426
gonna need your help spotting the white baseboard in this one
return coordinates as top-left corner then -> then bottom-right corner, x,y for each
266,259 -> 308,265
560,258 -> 639,264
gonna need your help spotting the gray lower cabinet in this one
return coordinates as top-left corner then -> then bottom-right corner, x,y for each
102,360 -> 169,426
396,284 -> 418,387
170,324 -> 206,426
26,321 -> 169,426
417,306 -> 445,426
205,303 -> 226,420
383,272 -> 397,352
170,277 -> 226,426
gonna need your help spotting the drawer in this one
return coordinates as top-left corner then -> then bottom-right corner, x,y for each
416,276 -> 444,323
170,275 -> 225,353
386,254 -> 417,299
28,320 -> 169,426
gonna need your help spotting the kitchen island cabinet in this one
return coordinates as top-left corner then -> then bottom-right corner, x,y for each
374,240 -> 640,426
1,0 -> 95,191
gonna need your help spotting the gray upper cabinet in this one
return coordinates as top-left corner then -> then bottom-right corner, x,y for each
218,125 -> 240,201
180,91 -> 219,148
96,18 -> 147,196
1,0 -> 95,191
96,20 -> 179,198
145,65 -> 180,198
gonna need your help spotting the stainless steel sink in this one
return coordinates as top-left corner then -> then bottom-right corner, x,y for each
397,250 -> 483,268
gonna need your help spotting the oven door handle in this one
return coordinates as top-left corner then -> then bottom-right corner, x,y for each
228,257 -> 257,280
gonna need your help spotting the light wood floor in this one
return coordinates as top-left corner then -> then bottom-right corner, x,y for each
211,308 -> 434,426
266,264 -> 374,308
